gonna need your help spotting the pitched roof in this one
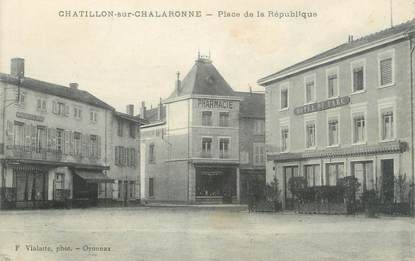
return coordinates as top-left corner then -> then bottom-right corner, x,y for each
258,19 -> 415,85
168,58 -> 236,98
0,73 -> 114,111
235,91 -> 265,118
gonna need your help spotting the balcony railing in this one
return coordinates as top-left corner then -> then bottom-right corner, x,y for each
7,145 -> 63,161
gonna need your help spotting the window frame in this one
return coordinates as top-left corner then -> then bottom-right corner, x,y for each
201,111 -> 213,126
279,82 -> 289,111
218,137 -> 231,159
253,142 -> 265,166
377,49 -> 395,88
218,111 -> 230,127
326,67 -> 339,99
351,103 -> 367,145
378,97 -> 397,142
304,74 -> 316,104
350,59 -> 366,94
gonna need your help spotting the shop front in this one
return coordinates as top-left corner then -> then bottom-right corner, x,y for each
195,165 -> 237,204
72,169 -> 113,207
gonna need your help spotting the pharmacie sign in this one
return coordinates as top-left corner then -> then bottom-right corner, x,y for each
197,98 -> 233,109
294,96 -> 350,115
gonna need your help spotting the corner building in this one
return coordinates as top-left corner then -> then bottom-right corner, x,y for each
258,20 -> 415,211
140,56 -> 265,204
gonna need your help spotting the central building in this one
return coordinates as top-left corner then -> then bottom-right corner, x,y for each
140,55 -> 265,204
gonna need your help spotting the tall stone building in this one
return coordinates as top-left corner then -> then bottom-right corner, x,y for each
140,55 -> 265,204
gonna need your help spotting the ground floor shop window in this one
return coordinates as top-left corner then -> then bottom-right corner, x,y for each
98,182 -> 113,199
15,170 -> 48,201
129,181 -> 135,199
326,163 -> 344,186
196,170 -> 236,198
351,161 -> 374,192
304,164 -> 321,187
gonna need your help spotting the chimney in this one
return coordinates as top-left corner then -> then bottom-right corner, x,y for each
126,104 -> 134,116
69,82 -> 79,89
140,101 -> 146,119
175,71 -> 181,95
348,35 -> 354,43
158,98 -> 163,120
11,58 -> 25,78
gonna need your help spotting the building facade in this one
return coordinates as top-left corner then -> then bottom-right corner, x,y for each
0,58 -> 142,209
258,20 -> 415,211
140,56 -> 265,204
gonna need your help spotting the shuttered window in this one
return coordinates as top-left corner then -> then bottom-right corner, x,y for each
380,58 -> 392,86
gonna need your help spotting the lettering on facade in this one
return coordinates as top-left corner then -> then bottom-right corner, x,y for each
16,112 -> 45,122
294,96 -> 350,115
197,98 -> 233,109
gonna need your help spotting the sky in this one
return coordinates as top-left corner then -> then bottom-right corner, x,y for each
0,0 -> 414,113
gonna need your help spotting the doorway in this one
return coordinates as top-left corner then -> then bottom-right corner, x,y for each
283,166 -> 299,210
381,159 -> 394,203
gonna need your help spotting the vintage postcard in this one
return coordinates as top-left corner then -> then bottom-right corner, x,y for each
0,0 -> 414,260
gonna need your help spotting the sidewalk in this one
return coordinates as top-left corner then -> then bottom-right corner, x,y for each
143,203 -> 248,211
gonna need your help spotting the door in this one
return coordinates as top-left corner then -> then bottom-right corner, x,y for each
284,166 -> 299,210
381,159 -> 394,203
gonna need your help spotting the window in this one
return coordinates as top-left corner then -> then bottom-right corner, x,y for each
380,58 -> 392,86
304,76 -> 315,103
326,163 -> 344,186
253,143 -> 265,165
14,121 -> 24,147
254,119 -> 265,135
353,115 -> 366,143
74,107 -> 82,119
219,138 -> 230,158
201,137 -> 212,157
52,101 -> 69,116
304,165 -> 321,187
56,129 -> 64,152
352,161 -> 374,192
149,178 -> 154,197
90,111 -> 98,123
305,122 -> 316,148
149,144 -> 155,163
129,123 -> 136,138
352,61 -> 365,92
219,112 -> 229,127
90,135 -> 98,158
74,132 -> 81,155
55,173 -> 65,190
37,98 -> 47,112
281,127 -> 289,152
328,119 -> 339,146
202,111 -> 212,126
378,50 -> 394,87
16,91 -> 25,106
36,126 -> 47,153
280,86 -> 289,110
381,111 -> 394,140
327,74 -> 338,98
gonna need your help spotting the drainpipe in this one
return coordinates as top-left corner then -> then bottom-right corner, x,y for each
409,33 -> 415,216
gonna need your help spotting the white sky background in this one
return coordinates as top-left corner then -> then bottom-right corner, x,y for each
0,0 -> 414,113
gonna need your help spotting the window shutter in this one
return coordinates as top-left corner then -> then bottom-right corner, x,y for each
380,58 -> 392,85
64,104 -> 70,116
97,135 -> 102,159
64,131 -> 70,154
30,125 -> 36,149
69,131 -> 74,155
115,146 -> 119,166
24,124 -> 31,149
81,133 -> 87,157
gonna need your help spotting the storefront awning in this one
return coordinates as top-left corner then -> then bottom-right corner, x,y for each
75,170 -> 114,183
267,141 -> 407,162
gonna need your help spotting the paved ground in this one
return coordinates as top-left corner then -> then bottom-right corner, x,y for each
0,206 -> 414,261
